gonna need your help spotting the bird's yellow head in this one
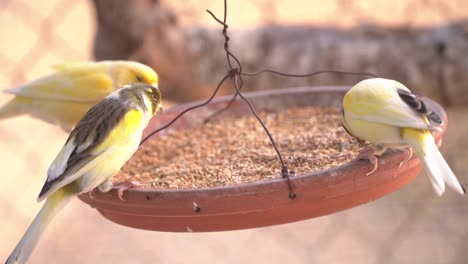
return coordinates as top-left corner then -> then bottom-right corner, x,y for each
115,61 -> 159,88
120,83 -> 163,117
144,84 -> 163,116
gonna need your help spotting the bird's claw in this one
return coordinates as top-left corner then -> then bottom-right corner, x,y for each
112,181 -> 142,201
88,189 -> 96,199
357,148 -> 379,176
399,148 -> 413,167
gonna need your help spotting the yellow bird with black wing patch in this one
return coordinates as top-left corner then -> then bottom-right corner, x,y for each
341,78 -> 465,196
5,83 -> 163,264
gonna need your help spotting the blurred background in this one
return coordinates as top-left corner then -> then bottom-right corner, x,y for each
1,0 -> 468,263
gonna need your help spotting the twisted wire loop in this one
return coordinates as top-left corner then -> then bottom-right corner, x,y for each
141,0 -> 379,199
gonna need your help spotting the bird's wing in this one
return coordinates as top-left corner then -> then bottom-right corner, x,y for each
347,88 -> 440,131
51,62 -> 94,71
396,89 -> 442,125
37,97 -> 144,201
4,64 -> 114,103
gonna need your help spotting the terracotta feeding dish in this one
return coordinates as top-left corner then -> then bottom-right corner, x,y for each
78,86 -> 447,232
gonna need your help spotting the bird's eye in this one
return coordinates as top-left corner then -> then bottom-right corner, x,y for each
152,93 -> 159,100
136,75 -> 143,82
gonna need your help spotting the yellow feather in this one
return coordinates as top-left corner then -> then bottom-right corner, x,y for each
0,60 -> 158,131
6,83 -> 163,263
342,78 -> 465,196
51,62 -> 93,71
5,82 -> 162,264
343,78 -> 434,131
6,70 -> 114,102
403,128 -> 465,196
38,109 -> 146,201
95,109 -> 145,152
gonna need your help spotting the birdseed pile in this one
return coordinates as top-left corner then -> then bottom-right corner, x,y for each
114,106 -> 369,189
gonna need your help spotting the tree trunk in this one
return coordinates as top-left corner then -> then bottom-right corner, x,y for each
91,0 -> 468,106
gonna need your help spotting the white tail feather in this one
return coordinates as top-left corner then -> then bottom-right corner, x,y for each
421,144 -> 446,196
5,191 -> 74,264
405,131 -> 465,196
428,141 -> 465,195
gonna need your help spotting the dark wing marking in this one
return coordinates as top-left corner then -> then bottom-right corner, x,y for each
397,89 -> 442,125
72,98 -> 129,148
38,152 -> 96,198
38,97 -> 129,198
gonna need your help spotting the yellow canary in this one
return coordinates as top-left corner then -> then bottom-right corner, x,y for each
342,78 -> 465,196
5,83 -> 163,264
0,60 -> 159,131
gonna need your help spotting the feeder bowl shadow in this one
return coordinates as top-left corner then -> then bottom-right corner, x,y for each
78,86 -> 447,232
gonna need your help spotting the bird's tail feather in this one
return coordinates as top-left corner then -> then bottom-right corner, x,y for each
404,129 -> 465,196
0,99 -> 26,120
5,189 -> 74,264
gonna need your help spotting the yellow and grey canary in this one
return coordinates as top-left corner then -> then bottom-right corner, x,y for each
5,83 -> 163,264
0,60 -> 158,131
341,78 -> 465,196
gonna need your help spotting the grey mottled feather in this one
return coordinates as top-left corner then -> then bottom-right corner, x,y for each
38,96 -> 131,198
37,83 -> 160,199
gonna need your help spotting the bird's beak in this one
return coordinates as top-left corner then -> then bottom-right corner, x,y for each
159,104 -> 164,113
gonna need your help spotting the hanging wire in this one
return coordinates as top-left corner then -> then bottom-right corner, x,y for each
140,0 -> 379,199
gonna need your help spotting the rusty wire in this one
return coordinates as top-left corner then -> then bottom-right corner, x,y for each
140,0 -> 378,199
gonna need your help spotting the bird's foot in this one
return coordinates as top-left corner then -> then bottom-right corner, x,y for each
357,148 -> 379,176
88,188 -> 96,199
399,148 -> 413,167
112,181 -> 142,201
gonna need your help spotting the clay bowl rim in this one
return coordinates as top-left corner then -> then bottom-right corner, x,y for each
78,86 -> 446,201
